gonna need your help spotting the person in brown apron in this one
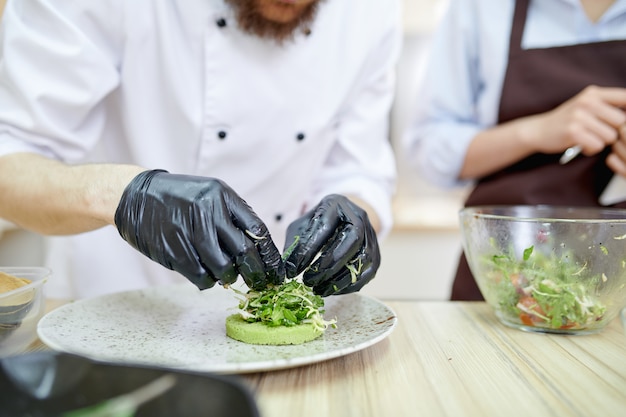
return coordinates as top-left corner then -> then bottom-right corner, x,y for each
452,0 -> 626,300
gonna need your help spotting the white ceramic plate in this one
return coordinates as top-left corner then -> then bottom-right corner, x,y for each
37,284 -> 396,374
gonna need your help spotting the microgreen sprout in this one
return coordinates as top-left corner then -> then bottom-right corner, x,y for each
245,229 -> 266,241
282,236 -> 300,261
346,258 -> 363,284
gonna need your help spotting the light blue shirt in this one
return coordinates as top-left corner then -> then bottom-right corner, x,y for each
403,0 -> 626,188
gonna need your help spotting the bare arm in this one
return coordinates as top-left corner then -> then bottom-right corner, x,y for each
0,153 -> 144,235
460,86 -> 626,180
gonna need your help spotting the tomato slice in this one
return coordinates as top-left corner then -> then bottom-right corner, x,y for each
517,296 -> 546,325
519,313 -> 535,326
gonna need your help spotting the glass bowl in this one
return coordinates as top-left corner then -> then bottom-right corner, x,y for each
459,205 -> 626,335
0,267 -> 51,356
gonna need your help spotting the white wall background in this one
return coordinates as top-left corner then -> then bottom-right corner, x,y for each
360,0 -> 467,301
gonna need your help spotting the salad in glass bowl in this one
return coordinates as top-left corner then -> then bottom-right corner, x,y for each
460,205 -> 626,334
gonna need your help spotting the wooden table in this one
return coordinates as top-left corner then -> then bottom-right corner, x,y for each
30,300 -> 626,417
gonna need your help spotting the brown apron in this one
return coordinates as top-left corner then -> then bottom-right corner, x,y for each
451,0 -> 626,300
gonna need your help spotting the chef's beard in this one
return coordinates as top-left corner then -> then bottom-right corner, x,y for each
225,0 -> 322,44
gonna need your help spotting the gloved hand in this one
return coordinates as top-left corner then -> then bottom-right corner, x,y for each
283,194 -> 381,296
114,170 -> 284,291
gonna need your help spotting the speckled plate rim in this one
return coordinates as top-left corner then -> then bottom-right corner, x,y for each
37,284 -> 397,374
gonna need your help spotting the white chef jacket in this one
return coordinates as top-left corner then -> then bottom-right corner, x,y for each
0,0 -> 401,299
403,0 -> 626,189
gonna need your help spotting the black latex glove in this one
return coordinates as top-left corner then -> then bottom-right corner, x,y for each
283,194 -> 381,296
114,170 -> 284,291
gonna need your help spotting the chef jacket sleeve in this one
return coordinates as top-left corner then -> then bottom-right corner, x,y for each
0,0 -> 121,162
306,1 -> 402,240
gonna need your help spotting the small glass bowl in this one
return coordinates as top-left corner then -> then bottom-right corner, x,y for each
0,267 -> 51,357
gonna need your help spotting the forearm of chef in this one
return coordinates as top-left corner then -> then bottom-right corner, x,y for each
0,153 -> 144,235
459,119 -> 538,180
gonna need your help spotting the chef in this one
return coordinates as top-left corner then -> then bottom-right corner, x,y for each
0,0 -> 401,299
404,0 -> 626,300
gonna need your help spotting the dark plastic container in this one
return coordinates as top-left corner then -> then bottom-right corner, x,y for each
0,351 -> 260,417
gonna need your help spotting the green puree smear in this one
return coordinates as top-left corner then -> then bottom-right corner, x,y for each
483,244 -> 608,331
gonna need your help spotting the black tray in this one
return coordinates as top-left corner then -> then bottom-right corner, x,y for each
0,351 -> 260,417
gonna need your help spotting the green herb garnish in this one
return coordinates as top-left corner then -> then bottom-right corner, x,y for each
231,280 -> 336,332
230,235 -> 336,333
282,235 -> 300,260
